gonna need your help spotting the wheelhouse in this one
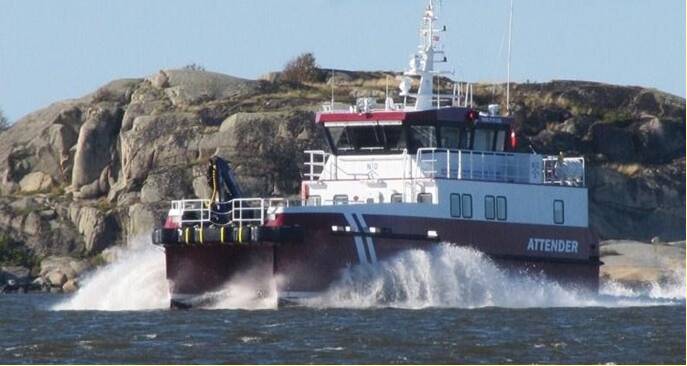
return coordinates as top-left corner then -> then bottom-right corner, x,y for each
316,106 -> 514,155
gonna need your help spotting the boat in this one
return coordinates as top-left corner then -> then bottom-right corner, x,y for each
152,1 -> 599,308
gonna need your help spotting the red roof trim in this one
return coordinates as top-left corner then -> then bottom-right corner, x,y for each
316,111 -> 408,123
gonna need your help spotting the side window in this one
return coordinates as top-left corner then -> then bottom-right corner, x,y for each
417,192 -> 433,204
462,194 -> 473,218
366,198 -> 374,204
485,195 -> 495,220
553,200 -> 564,224
333,194 -> 348,205
450,193 -> 461,217
440,126 -> 461,149
409,125 -> 437,150
473,129 -> 495,151
307,195 -> 321,206
495,131 -> 506,152
496,196 -> 507,221
390,193 -> 403,203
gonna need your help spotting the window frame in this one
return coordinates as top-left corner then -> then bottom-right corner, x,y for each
417,192 -> 433,204
553,199 -> 565,224
333,194 -> 349,205
390,193 -> 403,203
462,194 -> 473,218
484,195 -> 496,220
450,193 -> 461,217
496,195 -> 507,221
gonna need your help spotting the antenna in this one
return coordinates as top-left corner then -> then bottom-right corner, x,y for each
385,75 -> 389,100
330,69 -> 335,107
506,0 -> 513,114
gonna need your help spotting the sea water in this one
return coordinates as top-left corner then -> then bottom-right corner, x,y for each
1,241 -> 684,363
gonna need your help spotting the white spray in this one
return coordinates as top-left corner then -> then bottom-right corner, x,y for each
52,234 -> 278,311
54,238 -> 682,311
304,244 -> 684,309
53,235 -> 170,311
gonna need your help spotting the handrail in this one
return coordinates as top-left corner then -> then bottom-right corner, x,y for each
414,148 -> 584,186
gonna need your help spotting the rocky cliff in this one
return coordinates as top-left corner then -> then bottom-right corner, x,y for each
0,69 -> 684,289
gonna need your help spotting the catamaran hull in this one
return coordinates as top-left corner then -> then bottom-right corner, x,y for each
161,212 -> 599,308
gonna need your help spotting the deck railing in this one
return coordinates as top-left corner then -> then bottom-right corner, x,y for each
175,197 -> 293,227
305,148 -> 585,186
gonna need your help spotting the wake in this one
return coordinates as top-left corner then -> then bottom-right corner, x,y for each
303,244 -> 684,309
52,236 -> 170,311
53,239 -> 683,311
52,234 -> 277,311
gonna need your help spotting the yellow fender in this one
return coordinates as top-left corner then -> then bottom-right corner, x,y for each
184,227 -> 190,244
220,227 -> 225,244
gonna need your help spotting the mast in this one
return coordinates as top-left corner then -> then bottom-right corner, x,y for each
506,0 -> 513,114
404,0 -> 444,111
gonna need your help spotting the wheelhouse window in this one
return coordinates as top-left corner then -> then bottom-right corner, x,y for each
390,193 -> 403,203
381,124 -> 406,152
462,194 -> 473,218
496,196 -> 507,221
485,195 -> 496,220
328,126 -> 353,151
553,200 -> 564,224
325,123 -> 406,154
473,129 -> 495,151
450,193 -> 461,217
495,131 -> 506,152
440,126 -> 461,149
417,192 -> 433,204
409,125 -> 437,150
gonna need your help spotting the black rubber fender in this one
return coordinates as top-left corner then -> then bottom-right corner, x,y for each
253,226 -> 304,243
152,228 -> 180,244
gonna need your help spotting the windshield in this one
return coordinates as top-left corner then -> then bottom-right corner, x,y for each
326,124 -> 406,153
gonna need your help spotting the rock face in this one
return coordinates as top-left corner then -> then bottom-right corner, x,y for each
600,240 -> 685,289
0,70 -> 683,274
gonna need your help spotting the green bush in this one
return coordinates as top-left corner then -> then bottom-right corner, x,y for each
0,234 -> 36,267
281,53 -> 321,83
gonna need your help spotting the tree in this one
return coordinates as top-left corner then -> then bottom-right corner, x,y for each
281,52 -> 320,83
0,107 -> 9,131
182,63 -> 206,71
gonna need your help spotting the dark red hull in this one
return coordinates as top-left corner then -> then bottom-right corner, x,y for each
164,212 -> 600,306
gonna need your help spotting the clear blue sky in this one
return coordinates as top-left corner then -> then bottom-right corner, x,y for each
1,0 -> 684,121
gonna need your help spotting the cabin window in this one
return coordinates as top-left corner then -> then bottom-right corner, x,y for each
409,125 -> 437,150
326,124 -> 407,153
348,126 -> 384,151
461,130 -> 472,149
390,193 -> 403,203
382,125 -> 406,151
495,130 -> 506,152
450,193 -> 461,217
417,192 -> 433,204
485,195 -> 496,220
440,126 -> 461,149
462,194 -> 473,218
473,129 -> 495,151
553,200 -> 564,224
496,196 -> 507,221
366,198 -> 374,204
328,126 -> 354,151
306,195 -> 321,206
333,194 -> 349,205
